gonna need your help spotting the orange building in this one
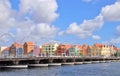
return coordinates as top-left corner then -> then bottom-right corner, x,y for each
9,42 -> 23,57
56,44 -> 71,56
81,44 -> 90,56
23,42 -> 35,54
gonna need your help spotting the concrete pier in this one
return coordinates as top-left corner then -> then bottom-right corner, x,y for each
83,61 -> 92,64
74,62 -> 83,65
62,63 -> 74,65
48,63 -> 61,66
0,65 -> 28,69
28,64 -> 48,67
92,61 -> 100,64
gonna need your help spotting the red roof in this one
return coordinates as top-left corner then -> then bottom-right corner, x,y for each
12,42 -> 23,48
25,41 -> 34,45
94,43 -> 105,48
113,47 -> 118,51
5,47 -> 10,51
58,44 -> 71,50
78,45 -> 82,49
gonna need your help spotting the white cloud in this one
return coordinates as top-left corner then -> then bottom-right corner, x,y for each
15,23 -> 57,43
92,35 -> 101,40
59,0 -> 120,39
31,23 -> 57,39
1,0 -> 120,45
0,0 -> 58,45
101,1 -> 120,21
0,0 -> 12,29
59,15 -> 103,39
19,0 -> 59,23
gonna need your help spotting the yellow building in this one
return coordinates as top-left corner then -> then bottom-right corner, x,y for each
42,43 -> 58,56
101,45 -> 111,57
91,43 -> 102,57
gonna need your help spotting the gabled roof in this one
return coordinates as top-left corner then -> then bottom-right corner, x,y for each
78,45 -> 82,49
4,47 -> 10,51
113,47 -> 118,51
94,43 -> 103,48
24,41 -> 34,45
12,42 -> 23,47
58,44 -> 71,50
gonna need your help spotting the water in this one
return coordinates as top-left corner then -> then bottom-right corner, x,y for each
1,62 -> 120,76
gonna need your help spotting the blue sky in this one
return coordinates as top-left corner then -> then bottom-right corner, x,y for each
0,0 -> 120,47
54,0 -> 118,44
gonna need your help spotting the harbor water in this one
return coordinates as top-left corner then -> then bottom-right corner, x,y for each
1,62 -> 120,76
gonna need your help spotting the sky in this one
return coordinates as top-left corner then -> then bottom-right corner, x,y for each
0,0 -> 120,47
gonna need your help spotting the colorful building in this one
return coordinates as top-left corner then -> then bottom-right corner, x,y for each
33,45 -> 41,57
68,45 -> 80,56
117,48 -> 120,57
109,45 -> 118,57
101,45 -> 111,57
90,43 -> 102,57
56,44 -> 71,56
38,46 -> 44,56
81,44 -> 90,56
0,46 -> 7,56
78,45 -> 83,56
2,47 -> 10,58
23,42 -> 35,55
42,43 -> 58,56
9,42 -> 23,57
16,47 -> 23,58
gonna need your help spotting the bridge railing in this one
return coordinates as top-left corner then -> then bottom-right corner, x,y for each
0,54 -> 119,59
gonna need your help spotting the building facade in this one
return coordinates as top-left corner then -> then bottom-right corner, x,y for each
0,46 -> 7,57
2,47 -> 10,58
9,42 -> 23,57
90,43 -> 102,57
33,45 -> 41,57
101,45 -> 111,57
56,44 -> 71,56
42,43 -> 58,56
81,44 -> 90,56
68,45 -> 80,56
23,42 -> 35,55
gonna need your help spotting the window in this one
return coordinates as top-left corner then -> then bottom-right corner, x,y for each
52,48 -> 54,50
